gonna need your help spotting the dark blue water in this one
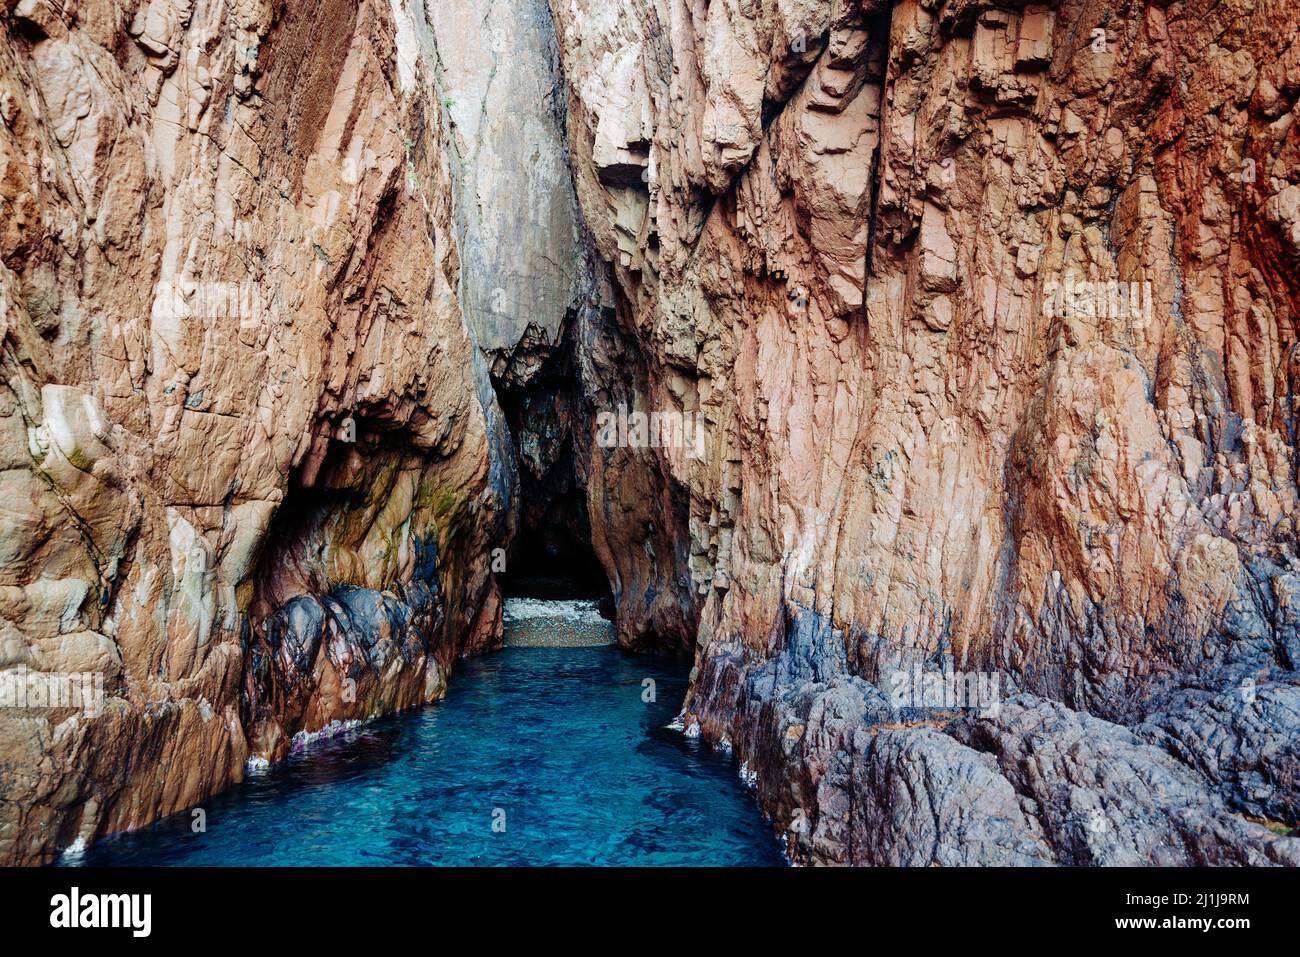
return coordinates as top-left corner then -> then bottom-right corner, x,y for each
71,647 -> 784,866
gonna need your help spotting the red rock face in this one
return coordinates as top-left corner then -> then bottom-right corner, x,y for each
552,0 -> 1300,863
0,0 -> 517,863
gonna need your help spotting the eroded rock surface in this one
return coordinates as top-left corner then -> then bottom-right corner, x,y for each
550,0 -> 1300,863
0,0 -> 550,863
4,0 -> 1300,868
423,0 -> 587,387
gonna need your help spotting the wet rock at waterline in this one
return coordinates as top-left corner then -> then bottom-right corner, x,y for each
242,577 -> 449,763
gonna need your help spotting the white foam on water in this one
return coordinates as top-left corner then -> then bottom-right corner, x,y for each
59,837 -> 87,864
290,717 -> 371,752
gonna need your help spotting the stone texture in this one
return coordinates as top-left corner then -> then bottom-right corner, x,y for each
952,695 -> 1300,866
1138,674 -> 1300,825
550,0 -> 1300,864
422,0 -> 586,386
4,0 -> 1300,869
0,0 -> 537,864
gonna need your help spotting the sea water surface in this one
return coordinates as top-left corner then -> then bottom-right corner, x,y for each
70,612 -> 784,866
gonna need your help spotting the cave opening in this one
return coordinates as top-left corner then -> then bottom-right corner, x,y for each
493,313 -> 614,615
500,516 -> 611,603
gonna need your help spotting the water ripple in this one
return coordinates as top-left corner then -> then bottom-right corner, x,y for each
72,646 -> 785,867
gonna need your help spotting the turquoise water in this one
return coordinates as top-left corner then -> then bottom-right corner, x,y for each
70,646 -> 784,866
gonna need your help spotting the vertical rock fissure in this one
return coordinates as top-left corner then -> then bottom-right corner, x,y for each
862,4 -> 893,324
494,307 -> 609,600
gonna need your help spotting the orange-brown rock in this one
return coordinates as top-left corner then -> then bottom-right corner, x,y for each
4,0 -> 1300,868
0,0 -> 540,864
552,0 -> 1300,863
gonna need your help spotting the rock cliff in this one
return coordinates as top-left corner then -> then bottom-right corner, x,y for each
3,0 -> 1299,866
551,0 -> 1300,864
0,0 -> 581,863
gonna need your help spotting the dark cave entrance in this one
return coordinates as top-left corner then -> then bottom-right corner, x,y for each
500,514 -> 610,602
493,315 -> 613,612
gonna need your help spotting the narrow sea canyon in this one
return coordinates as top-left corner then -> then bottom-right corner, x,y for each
67,606 -> 782,867
2,0 -> 1299,876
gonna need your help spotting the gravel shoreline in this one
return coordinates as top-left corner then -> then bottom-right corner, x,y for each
502,598 -> 616,647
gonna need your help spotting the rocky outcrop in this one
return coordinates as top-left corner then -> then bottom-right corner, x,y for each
951,695 -> 1300,866
0,0 -> 588,863
550,0 -> 1300,863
